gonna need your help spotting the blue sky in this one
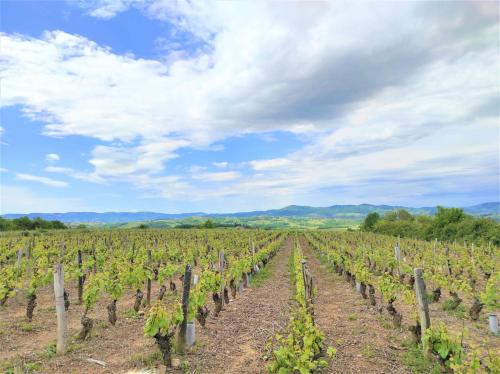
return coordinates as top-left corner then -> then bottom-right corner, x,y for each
0,0 -> 499,213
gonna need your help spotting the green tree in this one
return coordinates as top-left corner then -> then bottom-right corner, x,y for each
203,219 -> 215,229
362,212 -> 380,231
396,209 -> 413,221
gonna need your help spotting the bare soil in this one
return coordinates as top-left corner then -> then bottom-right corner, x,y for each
300,237 -> 410,374
3,234 -> 494,374
394,289 -> 500,359
0,238 -> 293,374
185,237 -> 293,374
0,278 -> 179,373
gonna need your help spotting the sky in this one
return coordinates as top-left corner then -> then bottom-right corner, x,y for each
0,0 -> 499,214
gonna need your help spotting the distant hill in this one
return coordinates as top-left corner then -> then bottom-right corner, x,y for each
2,202 -> 498,223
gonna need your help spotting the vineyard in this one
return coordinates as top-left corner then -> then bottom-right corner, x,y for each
0,229 -> 498,373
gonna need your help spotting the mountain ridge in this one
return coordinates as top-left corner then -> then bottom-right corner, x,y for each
2,202 -> 498,223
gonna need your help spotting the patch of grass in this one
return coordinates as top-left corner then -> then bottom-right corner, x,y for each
442,299 -> 454,311
426,293 -> 436,303
473,321 -> 485,330
442,301 -> 468,319
129,351 -> 162,367
0,321 -> 8,329
326,346 -> 337,360
452,304 -> 468,319
66,341 -> 86,353
123,308 -> 141,320
181,360 -> 190,373
45,345 -> 57,359
24,362 -> 41,372
401,340 -> 441,374
347,313 -> 358,321
3,359 -> 42,373
442,299 -> 463,311
361,346 -> 374,358
43,342 -> 57,359
17,321 -> 36,332
377,315 -> 393,330
251,264 -> 273,288
316,252 -> 329,265
1,358 -> 16,374
95,319 -> 110,329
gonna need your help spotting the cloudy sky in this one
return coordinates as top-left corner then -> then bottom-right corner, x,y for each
0,0 -> 499,213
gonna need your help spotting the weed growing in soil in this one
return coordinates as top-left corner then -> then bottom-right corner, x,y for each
377,315 -> 393,330
442,302 -> 468,319
251,260 -> 273,288
442,299 -> 457,311
181,360 -> 190,372
4,361 -> 40,374
362,346 -> 374,358
124,308 -> 141,319
401,340 -> 441,374
66,341 -> 86,353
16,321 -> 35,332
129,351 -> 162,367
24,362 -> 40,372
43,342 -> 57,359
95,319 -> 110,329
347,313 -> 358,321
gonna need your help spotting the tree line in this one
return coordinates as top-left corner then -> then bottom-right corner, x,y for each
361,206 -> 500,246
0,216 -> 67,231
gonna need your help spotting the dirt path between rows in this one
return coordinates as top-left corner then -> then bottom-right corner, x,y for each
300,236 -> 410,374
186,237 -> 293,374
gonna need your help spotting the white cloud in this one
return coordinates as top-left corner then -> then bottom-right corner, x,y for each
0,168 -> 8,172
0,126 -> 7,146
250,158 -> 291,171
16,173 -> 69,187
45,153 -> 60,163
89,138 -> 189,177
4,3 -> 495,147
213,161 -> 228,168
80,0 -> 138,19
45,166 -> 105,184
192,171 -> 241,182
1,1 -> 498,207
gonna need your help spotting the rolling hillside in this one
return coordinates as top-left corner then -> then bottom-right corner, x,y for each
2,202 -> 498,223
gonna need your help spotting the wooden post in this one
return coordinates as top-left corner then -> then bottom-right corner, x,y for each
178,264 -> 192,354
394,237 -> 401,275
301,259 -> 314,323
414,268 -> 430,343
59,240 -> 65,258
77,249 -> 83,304
53,264 -> 67,354
444,246 -> 452,276
16,250 -> 22,267
219,251 -> 225,308
146,249 -> 152,306
301,260 -> 312,305
28,235 -> 33,259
